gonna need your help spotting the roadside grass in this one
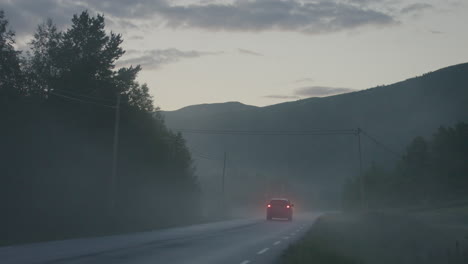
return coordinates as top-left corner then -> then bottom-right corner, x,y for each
278,233 -> 361,264
411,205 -> 468,226
279,211 -> 468,264
278,215 -> 362,264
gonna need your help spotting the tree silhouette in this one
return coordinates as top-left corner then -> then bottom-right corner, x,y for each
343,122 -> 468,209
0,10 -> 22,99
25,19 -> 62,98
0,10 -> 200,246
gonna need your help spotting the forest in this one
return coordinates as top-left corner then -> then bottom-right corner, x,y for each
343,122 -> 468,209
0,10 -> 200,245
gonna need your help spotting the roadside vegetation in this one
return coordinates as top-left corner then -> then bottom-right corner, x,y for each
278,215 -> 361,264
0,10 -> 200,245
279,212 -> 468,264
343,122 -> 468,209
282,123 -> 468,264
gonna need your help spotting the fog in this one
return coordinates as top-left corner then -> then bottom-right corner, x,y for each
174,128 -> 389,221
1,7 -> 468,264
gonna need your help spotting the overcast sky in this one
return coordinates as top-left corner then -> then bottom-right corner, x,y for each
2,0 -> 467,110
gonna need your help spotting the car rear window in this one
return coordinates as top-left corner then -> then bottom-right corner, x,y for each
270,200 -> 288,206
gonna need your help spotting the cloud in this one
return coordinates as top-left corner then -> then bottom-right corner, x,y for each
1,0 -> 397,37
264,94 -> 300,99
295,86 -> 355,97
429,30 -> 444,34
159,1 -> 397,34
129,35 -> 145,40
69,0 -> 166,19
118,48 -> 222,70
238,48 -> 263,56
265,85 -> 355,100
401,3 -> 433,14
0,0 -> 88,35
294,78 -> 314,83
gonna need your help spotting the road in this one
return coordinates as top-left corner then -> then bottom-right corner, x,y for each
1,213 -> 320,264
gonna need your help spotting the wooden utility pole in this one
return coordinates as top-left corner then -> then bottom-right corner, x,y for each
221,151 -> 227,217
357,127 -> 366,210
110,93 -> 121,209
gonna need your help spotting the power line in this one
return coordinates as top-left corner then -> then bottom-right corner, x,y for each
192,152 -> 221,161
191,151 -> 222,161
192,151 -> 222,161
160,136 -> 222,161
51,88 -> 141,107
177,128 -> 356,133
52,88 -> 116,103
50,91 -> 116,108
359,129 -> 401,158
179,128 -> 399,157
188,144 -> 223,160
176,128 -> 356,136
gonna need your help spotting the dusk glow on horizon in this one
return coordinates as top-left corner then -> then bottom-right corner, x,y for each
2,0 -> 467,110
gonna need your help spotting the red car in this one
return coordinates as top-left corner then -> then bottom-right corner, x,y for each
266,198 -> 294,221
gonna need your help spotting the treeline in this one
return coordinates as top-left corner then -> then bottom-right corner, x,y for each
0,10 -> 200,245
343,122 -> 468,209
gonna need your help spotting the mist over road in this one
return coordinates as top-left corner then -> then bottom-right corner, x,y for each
1,213 -> 320,264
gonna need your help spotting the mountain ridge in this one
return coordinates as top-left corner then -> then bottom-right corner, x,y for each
162,62 -> 468,209
165,62 -> 468,116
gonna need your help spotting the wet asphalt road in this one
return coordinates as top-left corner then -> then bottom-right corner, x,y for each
1,213 -> 320,264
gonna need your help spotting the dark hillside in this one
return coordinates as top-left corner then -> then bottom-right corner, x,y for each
163,63 -> 468,212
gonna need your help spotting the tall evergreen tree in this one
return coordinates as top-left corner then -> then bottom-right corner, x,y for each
55,11 -> 124,98
0,10 -> 22,99
0,10 -> 199,245
25,19 -> 62,98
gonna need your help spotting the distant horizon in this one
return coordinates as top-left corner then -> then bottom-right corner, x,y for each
2,0 -> 468,110
163,61 -> 468,111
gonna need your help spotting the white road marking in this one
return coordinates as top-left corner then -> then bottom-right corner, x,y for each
257,248 -> 269,255
240,261 -> 250,264
273,241 -> 281,246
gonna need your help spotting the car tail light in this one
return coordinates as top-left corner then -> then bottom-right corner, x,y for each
267,204 -> 271,208
286,205 -> 290,208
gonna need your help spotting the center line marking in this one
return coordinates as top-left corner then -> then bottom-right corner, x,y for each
273,241 -> 281,246
257,248 -> 269,255
240,261 -> 250,264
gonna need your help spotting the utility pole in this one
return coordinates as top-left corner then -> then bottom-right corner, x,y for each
221,151 -> 227,218
357,127 -> 366,210
263,173 -> 269,204
110,92 -> 121,209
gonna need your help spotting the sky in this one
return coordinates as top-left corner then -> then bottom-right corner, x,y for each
2,0 -> 468,110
